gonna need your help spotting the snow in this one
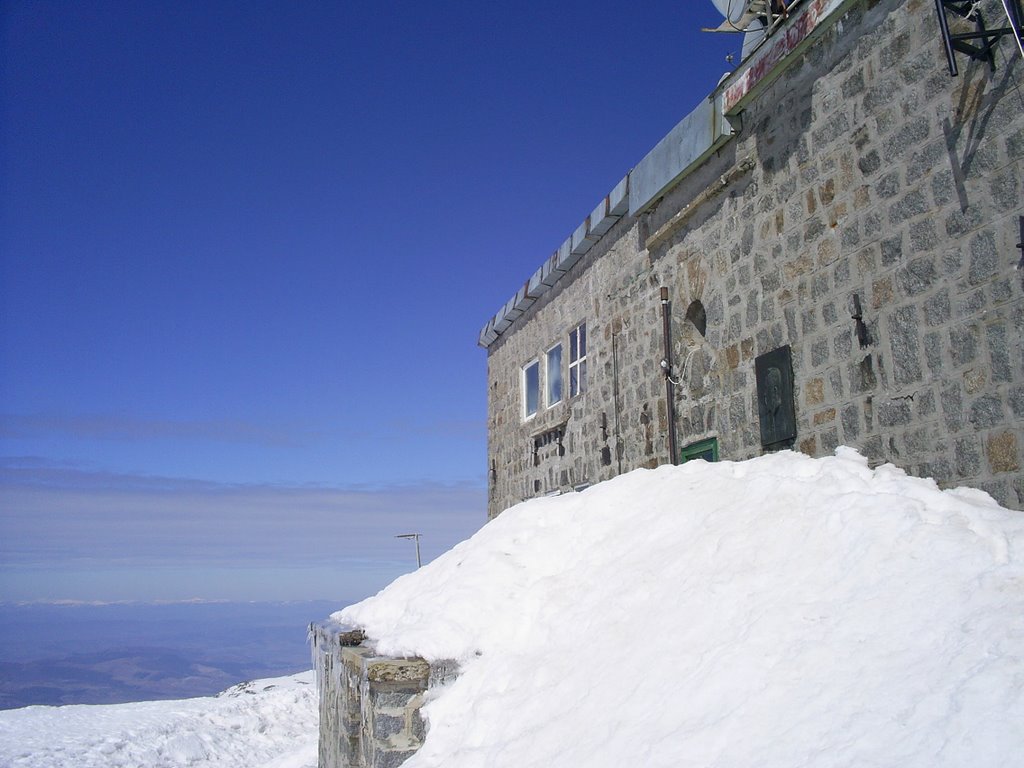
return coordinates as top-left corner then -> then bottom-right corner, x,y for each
2,449 -> 1022,767
0,671 -> 317,768
335,448 -> 1024,768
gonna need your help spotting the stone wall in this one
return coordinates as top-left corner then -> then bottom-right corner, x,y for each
485,0 -> 1024,517
311,623 -> 457,768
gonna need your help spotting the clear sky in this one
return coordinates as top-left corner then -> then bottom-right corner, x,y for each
1,0 -> 735,603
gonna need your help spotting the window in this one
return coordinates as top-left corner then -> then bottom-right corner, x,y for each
569,322 -> 587,397
523,360 -> 539,418
546,344 -> 562,407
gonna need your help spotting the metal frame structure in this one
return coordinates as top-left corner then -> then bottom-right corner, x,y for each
704,1 -> 794,39
934,0 -> 1024,76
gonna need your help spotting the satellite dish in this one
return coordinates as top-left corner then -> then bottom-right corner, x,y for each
706,1 -> 776,59
741,18 -> 767,58
710,0 -> 749,24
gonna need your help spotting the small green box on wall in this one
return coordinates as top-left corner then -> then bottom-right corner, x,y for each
680,437 -> 719,464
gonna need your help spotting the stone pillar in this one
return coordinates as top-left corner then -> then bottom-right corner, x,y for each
312,622 -> 458,768
360,655 -> 430,768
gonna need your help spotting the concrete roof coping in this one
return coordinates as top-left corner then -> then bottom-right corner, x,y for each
477,0 -> 851,350
476,174 -> 628,349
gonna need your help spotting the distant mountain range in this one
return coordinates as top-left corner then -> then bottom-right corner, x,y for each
0,600 -> 345,709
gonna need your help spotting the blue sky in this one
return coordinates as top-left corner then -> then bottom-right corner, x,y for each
1,0 -> 734,603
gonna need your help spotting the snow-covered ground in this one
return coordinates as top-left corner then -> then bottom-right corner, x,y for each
2,449 -> 1022,767
338,448 -> 1024,767
0,671 -> 317,768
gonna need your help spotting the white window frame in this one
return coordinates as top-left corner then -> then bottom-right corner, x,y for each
545,343 -> 563,408
569,322 -> 587,397
522,359 -> 540,419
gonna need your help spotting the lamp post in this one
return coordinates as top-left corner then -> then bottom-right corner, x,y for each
395,533 -> 422,568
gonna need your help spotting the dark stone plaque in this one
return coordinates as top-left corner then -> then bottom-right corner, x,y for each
755,345 -> 796,449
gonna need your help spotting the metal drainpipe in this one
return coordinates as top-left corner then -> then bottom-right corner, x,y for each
612,330 -> 624,475
660,286 -> 679,465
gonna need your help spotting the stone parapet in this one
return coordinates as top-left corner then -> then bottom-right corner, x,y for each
311,622 -> 457,768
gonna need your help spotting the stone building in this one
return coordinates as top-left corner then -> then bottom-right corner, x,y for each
479,0 -> 1024,517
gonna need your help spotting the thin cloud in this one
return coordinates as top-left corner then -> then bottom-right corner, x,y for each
390,418 -> 486,440
0,463 -> 485,570
0,412 -> 321,447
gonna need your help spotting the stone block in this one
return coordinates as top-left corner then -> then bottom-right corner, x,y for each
877,399 -> 912,427
820,427 -> 839,452
828,367 -> 844,399
923,290 -> 950,326
726,344 -> 740,369
945,205 -> 983,238
986,432 -> 1020,474
372,712 -> 406,741
888,189 -> 928,226
813,407 -> 836,426
369,688 -> 423,709
365,658 -> 430,684
941,383 -> 964,432
811,337 -> 830,367
949,325 -> 978,367
857,149 -> 881,176
968,231 -> 998,286
904,138 -> 944,185
888,306 -> 922,387
989,166 -> 1019,212
841,403 -> 861,438
1010,386 -> 1024,418
955,436 -> 982,477
850,355 -> 877,394
805,377 -> 825,406
968,395 -> 1004,429
880,235 -> 902,266
896,256 -> 936,296
931,170 -> 957,206
983,323 -> 1015,384
916,388 -> 936,418
958,288 -> 987,318
964,369 -> 987,395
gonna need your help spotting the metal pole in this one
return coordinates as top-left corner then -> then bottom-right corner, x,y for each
395,533 -> 422,568
611,330 -> 623,475
935,0 -> 959,76
1016,215 -> 1023,270
660,287 -> 679,465
1002,0 -> 1024,59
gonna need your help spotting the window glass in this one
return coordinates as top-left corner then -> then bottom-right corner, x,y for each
523,360 -> 539,418
569,323 -> 587,397
546,344 -> 562,406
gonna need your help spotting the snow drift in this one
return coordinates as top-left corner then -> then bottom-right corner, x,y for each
335,448 -> 1024,767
